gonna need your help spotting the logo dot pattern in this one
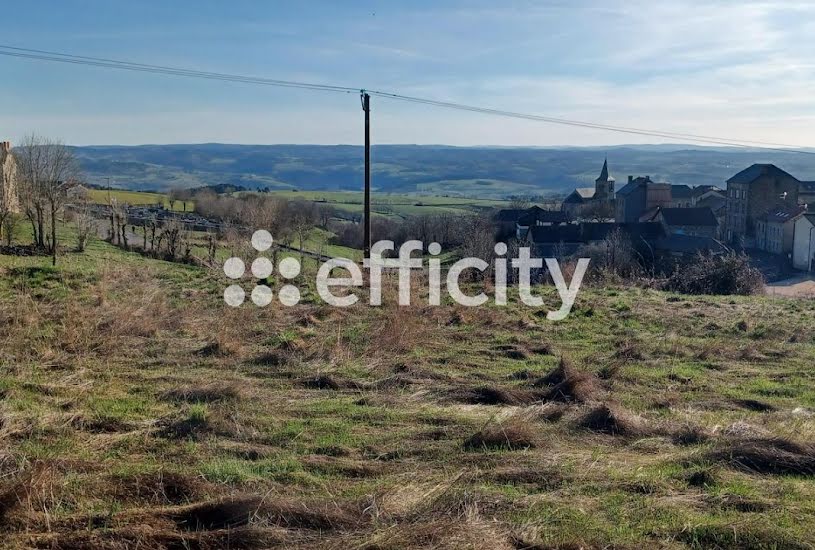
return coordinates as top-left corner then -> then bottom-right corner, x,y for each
223,231 -> 301,307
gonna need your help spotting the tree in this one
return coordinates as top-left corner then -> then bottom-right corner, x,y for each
1,214 -> 20,247
168,187 -> 191,212
582,200 -> 615,222
16,135 -> 80,265
73,202 -> 96,252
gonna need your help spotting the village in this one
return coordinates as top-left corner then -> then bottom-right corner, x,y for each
496,159 -> 815,280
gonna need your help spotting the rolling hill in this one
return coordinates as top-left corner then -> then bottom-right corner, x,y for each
71,143 -> 815,198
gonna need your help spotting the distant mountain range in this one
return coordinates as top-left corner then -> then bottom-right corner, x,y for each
71,143 -> 815,198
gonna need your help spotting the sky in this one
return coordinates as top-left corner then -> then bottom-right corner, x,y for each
2,0 -> 814,147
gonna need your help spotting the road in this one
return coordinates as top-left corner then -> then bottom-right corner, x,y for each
766,274 -> 815,298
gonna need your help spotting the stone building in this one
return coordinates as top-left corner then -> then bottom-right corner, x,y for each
615,176 -> 672,223
0,141 -> 20,214
755,205 -> 807,256
561,159 -> 615,218
792,213 -> 815,272
724,164 -> 800,245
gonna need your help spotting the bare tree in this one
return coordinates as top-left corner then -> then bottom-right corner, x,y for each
73,202 -> 96,252
582,201 -> 615,222
508,197 -> 532,209
168,187 -> 192,212
1,214 -> 20,247
161,219 -> 185,260
16,135 -> 80,264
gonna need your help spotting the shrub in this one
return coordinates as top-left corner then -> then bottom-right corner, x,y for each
663,252 -> 764,296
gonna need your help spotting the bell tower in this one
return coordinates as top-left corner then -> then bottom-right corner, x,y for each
595,158 -> 615,202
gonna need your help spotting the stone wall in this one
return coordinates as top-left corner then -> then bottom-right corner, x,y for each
0,141 -> 20,214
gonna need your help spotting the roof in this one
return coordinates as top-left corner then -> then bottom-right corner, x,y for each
759,204 -> 807,224
727,164 -> 800,185
658,207 -> 719,227
691,185 -> 723,198
615,182 -> 640,197
616,176 -> 654,197
801,181 -> 815,192
517,209 -> 570,226
670,185 -> 694,199
563,188 -> 596,203
528,222 -> 664,244
654,234 -> 730,255
493,209 -> 527,222
638,206 -> 661,222
529,224 -> 583,243
696,194 -> 727,213
596,159 -> 615,182
583,222 -> 665,242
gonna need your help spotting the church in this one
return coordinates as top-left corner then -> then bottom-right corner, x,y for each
561,159 -> 615,218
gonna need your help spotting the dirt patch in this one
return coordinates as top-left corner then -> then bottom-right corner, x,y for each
454,386 -> 542,406
464,419 -> 536,451
302,455 -> 385,478
490,344 -> 530,360
161,383 -> 242,403
157,417 -> 212,440
197,340 -> 241,358
708,438 -> 815,476
166,495 -> 362,531
104,471 -> 212,505
672,425 -> 711,446
731,398 -> 776,412
301,374 -> 361,390
71,416 -> 135,434
251,351 -> 288,367
578,403 -> 647,437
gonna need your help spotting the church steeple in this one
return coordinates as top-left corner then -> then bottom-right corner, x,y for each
595,157 -> 615,202
597,157 -> 610,183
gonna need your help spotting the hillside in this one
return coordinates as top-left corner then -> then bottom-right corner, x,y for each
1,228 -> 814,548
72,144 -> 815,198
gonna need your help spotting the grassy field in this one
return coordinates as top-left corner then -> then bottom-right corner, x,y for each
266,190 -> 515,219
86,189 -> 193,212
89,187 -> 519,220
1,229 -> 814,548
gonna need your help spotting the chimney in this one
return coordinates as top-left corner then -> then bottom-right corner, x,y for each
628,175 -> 633,184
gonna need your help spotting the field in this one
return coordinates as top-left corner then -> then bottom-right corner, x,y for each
86,189 -> 193,212
266,190 -> 514,219
1,229 -> 815,548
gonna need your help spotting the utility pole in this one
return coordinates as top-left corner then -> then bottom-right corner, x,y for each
361,91 -> 371,260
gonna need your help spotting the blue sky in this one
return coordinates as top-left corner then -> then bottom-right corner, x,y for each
2,0 -> 814,146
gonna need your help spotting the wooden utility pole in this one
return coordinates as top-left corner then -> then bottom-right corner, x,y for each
361,91 -> 371,259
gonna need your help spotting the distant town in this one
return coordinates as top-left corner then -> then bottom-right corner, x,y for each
497,159 -> 815,276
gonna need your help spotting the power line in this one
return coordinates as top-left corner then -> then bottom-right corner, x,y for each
366,90 -> 814,152
0,45 -> 359,94
1,44 -> 814,155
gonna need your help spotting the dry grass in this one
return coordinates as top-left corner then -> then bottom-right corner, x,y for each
463,418 -> 537,451
533,358 -> 601,403
2,238 -> 815,547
